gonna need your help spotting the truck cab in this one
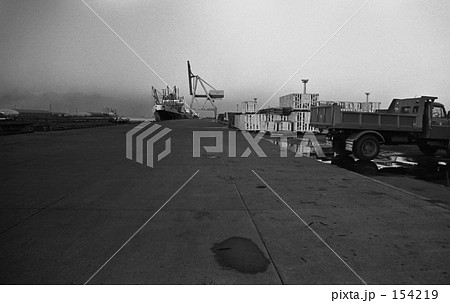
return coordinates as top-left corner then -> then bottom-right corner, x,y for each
425,101 -> 449,140
386,96 -> 449,140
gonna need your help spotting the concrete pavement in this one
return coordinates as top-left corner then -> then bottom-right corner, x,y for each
0,119 -> 449,284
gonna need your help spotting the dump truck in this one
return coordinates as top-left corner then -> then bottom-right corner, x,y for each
310,96 -> 450,160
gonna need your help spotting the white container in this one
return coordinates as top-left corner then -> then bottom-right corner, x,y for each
266,114 -> 284,122
279,93 -> 319,110
279,121 -> 292,131
279,94 -> 294,108
265,121 -> 276,132
291,111 -> 314,132
235,113 -> 263,131
241,100 -> 257,114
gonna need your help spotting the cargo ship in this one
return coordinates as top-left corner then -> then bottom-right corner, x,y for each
152,86 -> 196,121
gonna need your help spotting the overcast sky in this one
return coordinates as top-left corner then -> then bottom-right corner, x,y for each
1,0 -> 449,116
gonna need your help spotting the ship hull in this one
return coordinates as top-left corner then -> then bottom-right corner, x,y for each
154,110 -> 187,121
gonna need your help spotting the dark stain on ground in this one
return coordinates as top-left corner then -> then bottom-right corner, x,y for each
256,185 -> 267,188
211,237 -> 270,274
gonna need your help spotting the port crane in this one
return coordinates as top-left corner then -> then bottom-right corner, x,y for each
187,61 -> 224,119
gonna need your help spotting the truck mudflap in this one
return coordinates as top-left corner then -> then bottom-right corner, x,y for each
345,139 -> 354,152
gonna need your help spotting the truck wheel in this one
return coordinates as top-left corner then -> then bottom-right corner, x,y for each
418,144 -> 438,156
355,160 -> 378,175
353,135 -> 380,161
332,139 -> 351,155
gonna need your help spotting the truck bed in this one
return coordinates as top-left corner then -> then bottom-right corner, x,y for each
310,104 -> 422,132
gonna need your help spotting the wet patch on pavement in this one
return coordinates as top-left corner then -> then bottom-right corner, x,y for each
211,237 -> 270,274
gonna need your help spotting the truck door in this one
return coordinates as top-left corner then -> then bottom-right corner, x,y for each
428,104 -> 450,139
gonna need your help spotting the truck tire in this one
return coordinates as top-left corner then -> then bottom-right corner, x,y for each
332,139 -> 351,155
353,134 -> 380,161
418,144 -> 438,156
355,160 -> 378,175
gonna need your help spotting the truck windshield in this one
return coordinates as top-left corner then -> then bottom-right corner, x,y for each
432,106 -> 446,118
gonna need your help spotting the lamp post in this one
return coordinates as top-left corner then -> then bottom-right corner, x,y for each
302,79 -> 309,94
364,92 -> 370,112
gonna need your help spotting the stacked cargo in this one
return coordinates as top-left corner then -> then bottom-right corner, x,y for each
265,121 -> 276,132
279,93 -> 319,133
241,100 -> 257,114
279,93 -> 319,110
235,113 -> 264,131
316,101 -> 381,112
263,121 -> 293,132
290,111 -> 314,132
257,107 -> 292,133
266,113 -> 289,122
226,88 -> 381,134
232,100 -> 265,131
360,102 -> 381,112
279,121 -> 293,131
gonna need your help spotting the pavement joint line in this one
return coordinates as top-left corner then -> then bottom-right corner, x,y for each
222,159 -> 285,284
83,169 -> 200,285
345,170 -> 433,202
251,169 -> 368,285
0,185 -> 88,237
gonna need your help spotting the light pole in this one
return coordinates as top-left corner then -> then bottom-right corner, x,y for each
302,79 -> 309,94
364,92 -> 370,112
